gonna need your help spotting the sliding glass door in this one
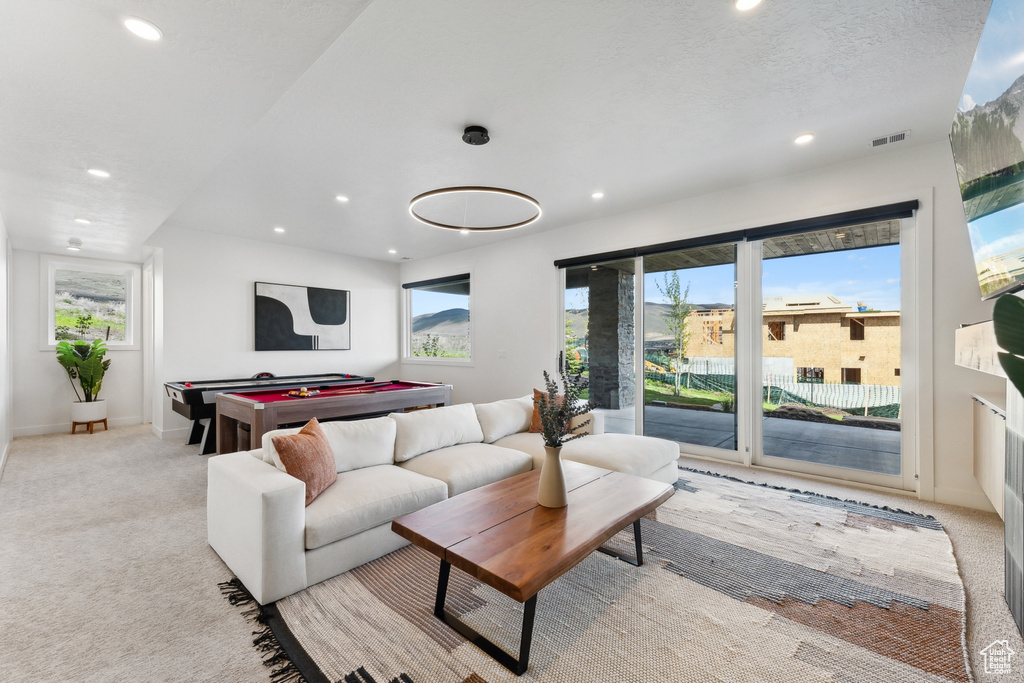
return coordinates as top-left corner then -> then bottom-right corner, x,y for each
642,244 -> 739,456
564,258 -> 637,434
558,204 -> 918,491
751,222 -> 907,488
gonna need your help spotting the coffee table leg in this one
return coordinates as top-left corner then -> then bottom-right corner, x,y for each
434,560 -> 451,618
432,559 -> 537,676
597,519 -> 644,566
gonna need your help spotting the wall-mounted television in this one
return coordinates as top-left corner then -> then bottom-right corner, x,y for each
950,0 -> 1024,300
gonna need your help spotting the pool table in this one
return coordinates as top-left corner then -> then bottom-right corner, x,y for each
214,380 -> 453,454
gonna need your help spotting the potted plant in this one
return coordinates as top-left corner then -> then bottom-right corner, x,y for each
56,339 -> 111,428
535,357 -> 595,507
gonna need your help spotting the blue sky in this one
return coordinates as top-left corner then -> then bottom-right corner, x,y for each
410,290 -> 469,316
641,245 -> 900,312
564,244 -> 903,312
959,0 -> 1024,110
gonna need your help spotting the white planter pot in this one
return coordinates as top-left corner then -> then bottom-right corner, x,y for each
71,399 -> 107,423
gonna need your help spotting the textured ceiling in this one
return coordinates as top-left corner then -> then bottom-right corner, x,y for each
0,1 -> 990,263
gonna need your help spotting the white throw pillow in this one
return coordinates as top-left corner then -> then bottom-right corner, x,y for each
262,416 -> 397,473
389,403 -> 485,462
474,395 -> 533,443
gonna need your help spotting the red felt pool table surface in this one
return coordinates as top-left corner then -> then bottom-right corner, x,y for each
215,380 -> 452,453
231,380 -> 426,404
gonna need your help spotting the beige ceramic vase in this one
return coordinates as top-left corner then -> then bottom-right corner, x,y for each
537,445 -> 568,508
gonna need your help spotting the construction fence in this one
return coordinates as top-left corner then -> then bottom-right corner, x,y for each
645,360 -> 901,419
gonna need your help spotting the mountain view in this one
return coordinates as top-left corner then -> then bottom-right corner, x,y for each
566,302 -> 732,342
410,308 -> 470,357
411,308 -> 469,334
950,72 -> 1024,218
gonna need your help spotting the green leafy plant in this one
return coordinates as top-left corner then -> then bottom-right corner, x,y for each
55,339 -> 111,402
536,357 -> 596,448
657,272 -> 693,396
994,294 -> 1024,396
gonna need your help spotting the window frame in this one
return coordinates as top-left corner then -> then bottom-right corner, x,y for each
401,272 -> 474,366
767,320 -> 785,341
39,254 -> 142,351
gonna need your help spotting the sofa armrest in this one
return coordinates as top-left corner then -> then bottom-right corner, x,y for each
572,410 -> 604,435
207,452 -> 307,605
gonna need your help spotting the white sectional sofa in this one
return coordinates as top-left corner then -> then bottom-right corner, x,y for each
207,395 -> 679,604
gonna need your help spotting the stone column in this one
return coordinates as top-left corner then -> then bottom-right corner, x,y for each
587,267 -> 634,409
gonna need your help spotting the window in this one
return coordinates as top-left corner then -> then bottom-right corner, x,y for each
702,320 -> 723,344
894,368 -> 901,377
767,321 -> 785,341
796,366 -> 824,383
850,317 -> 865,340
403,274 -> 471,362
40,255 -> 140,349
841,367 -> 862,384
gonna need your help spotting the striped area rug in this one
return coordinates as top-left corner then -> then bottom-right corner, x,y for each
256,469 -> 973,683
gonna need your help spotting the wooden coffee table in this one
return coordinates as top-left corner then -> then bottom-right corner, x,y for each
391,460 -> 674,675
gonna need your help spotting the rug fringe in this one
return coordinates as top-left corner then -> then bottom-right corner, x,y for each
678,465 -> 939,522
218,578 -> 306,683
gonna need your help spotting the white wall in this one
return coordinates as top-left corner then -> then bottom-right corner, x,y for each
147,227 -> 402,440
10,250 -> 146,436
399,141 -> 1005,511
0,211 -> 11,474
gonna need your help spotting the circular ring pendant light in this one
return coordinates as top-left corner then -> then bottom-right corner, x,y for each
409,186 -> 542,231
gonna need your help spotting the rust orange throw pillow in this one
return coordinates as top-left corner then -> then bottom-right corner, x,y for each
530,388 -> 564,433
271,417 -> 337,506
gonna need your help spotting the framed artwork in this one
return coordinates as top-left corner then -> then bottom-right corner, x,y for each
254,282 -> 350,351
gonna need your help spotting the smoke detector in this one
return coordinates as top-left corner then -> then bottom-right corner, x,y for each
869,129 -> 911,149
462,125 -> 489,145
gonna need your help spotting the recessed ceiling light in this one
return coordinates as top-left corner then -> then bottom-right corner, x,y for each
460,229 -> 470,235
124,17 -> 162,41
794,133 -> 815,145
67,238 -> 82,251
274,227 -> 285,233
87,168 -> 110,178
74,218 -> 91,224
388,249 -> 397,254
735,0 -> 762,10
591,191 -> 604,199
335,195 -> 349,203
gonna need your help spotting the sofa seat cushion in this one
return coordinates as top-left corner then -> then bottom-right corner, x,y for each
492,431 -> 547,469
494,432 -> 679,480
562,433 -> 679,478
397,443 -> 532,497
304,465 -> 447,551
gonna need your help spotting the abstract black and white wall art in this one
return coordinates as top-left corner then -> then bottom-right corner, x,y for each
254,282 -> 350,350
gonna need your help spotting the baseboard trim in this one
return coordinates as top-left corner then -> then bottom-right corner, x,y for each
152,424 -> 189,441
0,440 -> 10,482
932,485 -> 998,514
13,416 -> 142,438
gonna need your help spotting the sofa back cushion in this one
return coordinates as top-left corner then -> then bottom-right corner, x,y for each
390,403 -> 484,462
474,395 -> 533,443
262,416 -> 397,473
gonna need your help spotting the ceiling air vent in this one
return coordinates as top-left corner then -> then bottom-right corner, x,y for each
870,129 -> 911,149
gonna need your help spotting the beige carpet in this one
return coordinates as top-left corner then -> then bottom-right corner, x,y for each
1,426 -> 1021,682
275,468 -> 976,682
0,425 -> 267,682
